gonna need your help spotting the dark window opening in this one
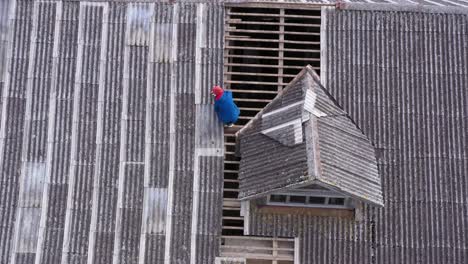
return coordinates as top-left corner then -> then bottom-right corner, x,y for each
308,196 -> 326,204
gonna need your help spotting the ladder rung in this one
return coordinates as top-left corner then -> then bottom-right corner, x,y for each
222,226 -> 244,230
223,188 -> 239,192
224,179 -> 239,183
223,216 -> 244,220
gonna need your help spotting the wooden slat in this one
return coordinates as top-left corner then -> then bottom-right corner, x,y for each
225,2 -> 326,9
225,37 -> 320,45
231,89 -> 278,94
222,226 -> 244,230
224,169 -> 239,173
226,54 -> 320,62
225,46 -> 321,55
226,63 -> 313,70
238,106 -> 265,111
278,9 -> 285,93
226,80 -> 289,86
223,189 -> 239,192
226,71 -> 297,78
220,245 -> 295,252
227,19 -> 320,28
228,12 -> 320,19
222,236 -> 294,242
224,160 -> 240,164
223,216 -> 244,220
224,179 -> 239,183
219,252 -> 293,261
233,98 -> 271,103
227,28 -> 320,36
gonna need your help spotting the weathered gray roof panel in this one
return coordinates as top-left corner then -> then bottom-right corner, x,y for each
248,7 -> 468,264
0,1 -> 224,264
238,132 -> 310,198
317,115 -> 383,205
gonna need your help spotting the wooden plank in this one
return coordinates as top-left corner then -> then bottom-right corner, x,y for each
231,89 -> 278,94
278,9 -> 284,92
223,179 -> 239,183
225,54 -> 320,62
224,160 -> 240,164
225,72 -> 297,78
221,245 -> 294,252
227,29 -> 320,36
223,199 -> 241,207
225,46 -> 321,55
223,216 -> 244,220
226,20 -> 321,28
233,97 -> 272,103
226,80 -> 289,86
226,63 -> 313,70
222,226 -> 244,230
238,106 -> 264,111
227,12 -> 321,19
225,2 -> 327,9
219,253 -> 293,261
225,37 -> 320,45
222,236 -> 294,242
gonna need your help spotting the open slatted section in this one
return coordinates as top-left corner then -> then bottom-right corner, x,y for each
220,236 -> 296,263
222,5 -> 321,236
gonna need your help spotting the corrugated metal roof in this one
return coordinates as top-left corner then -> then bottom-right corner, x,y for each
248,6 -> 468,264
1,1 -> 468,264
0,1 -> 224,264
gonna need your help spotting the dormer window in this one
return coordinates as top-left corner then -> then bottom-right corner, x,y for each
267,193 -> 352,209
266,185 -> 355,209
235,66 -> 384,211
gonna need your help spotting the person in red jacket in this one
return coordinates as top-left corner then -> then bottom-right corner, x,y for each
212,86 -> 240,127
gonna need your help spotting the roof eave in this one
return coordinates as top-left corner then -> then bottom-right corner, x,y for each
315,180 -> 384,207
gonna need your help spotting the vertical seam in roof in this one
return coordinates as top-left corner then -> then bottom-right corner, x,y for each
190,4 -> 204,264
113,2 -> 130,263
87,3 -> 109,264
0,0 -> 16,147
320,6 -> 329,87
164,3 -> 179,264
10,2 -> 40,263
61,1 -> 86,262
138,3 -> 156,263
35,2 -> 63,263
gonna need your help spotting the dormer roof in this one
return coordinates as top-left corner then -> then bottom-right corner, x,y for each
236,66 -> 384,207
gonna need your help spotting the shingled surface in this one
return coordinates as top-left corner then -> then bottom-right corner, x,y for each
236,66 -> 383,206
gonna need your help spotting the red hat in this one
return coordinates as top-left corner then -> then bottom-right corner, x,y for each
212,86 -> 224,100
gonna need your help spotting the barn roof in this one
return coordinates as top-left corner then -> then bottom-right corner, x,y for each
0,1 -> 467,264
